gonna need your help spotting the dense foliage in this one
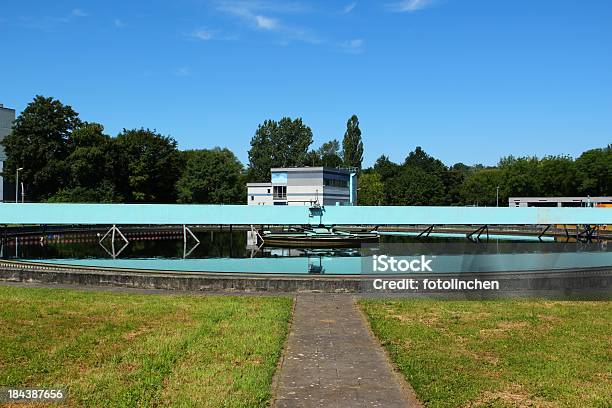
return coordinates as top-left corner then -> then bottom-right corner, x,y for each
3,96 -> 82,200
2,96 -> 609,204
306,139 -> 343,167
177,148 -> 245,204
48,123 -> 123,203
361,146 -> 611,206
114,128 -> 182,202
248,117 -> 313,182
342,115 -> 364,170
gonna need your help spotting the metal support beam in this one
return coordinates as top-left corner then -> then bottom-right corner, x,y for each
417,225 -> 435,238
246,225 -> 265,258
467,225 -> 489,242
0,225 -> 5,258
182,225 -> 200,258
99,224 -> 129,259
576,224 -> 598,243
538,224 -> 551,242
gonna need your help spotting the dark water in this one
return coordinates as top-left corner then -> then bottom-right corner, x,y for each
4,230 -> 610,275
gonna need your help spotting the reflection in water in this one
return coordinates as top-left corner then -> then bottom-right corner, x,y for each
3,230 -> 610,275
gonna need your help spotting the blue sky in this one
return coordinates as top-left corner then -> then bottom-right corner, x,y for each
1,0 -> 611,167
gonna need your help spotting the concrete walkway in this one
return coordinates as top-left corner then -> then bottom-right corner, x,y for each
273,294 -> 421,408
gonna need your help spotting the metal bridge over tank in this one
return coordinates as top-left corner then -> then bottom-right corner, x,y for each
2,203 -> 610,257
1,203 -> 610,226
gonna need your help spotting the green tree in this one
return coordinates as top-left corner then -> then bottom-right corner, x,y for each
1,95 -> 82,201
48,184 -> 120,203
48,123 -> 123,202
387,167 -> 446,205
575,146 -> 611,196
318,139 -> 343,167
372,155 -> 401,205
460,168 -> 504,206
498,156 -> 540,199
445,163 -> 472,205
403,146 -> 447,177
304,140 -> 343,167
357,172 -> 385,205
177,148 -> 245,204
536,155 -> 577,197
115,128 -> 181,202
373,155 -> 399,180
342,115 -> 364,169
305,150 -> 322,166
450,162 -> 472,177
248,117 -> 313,181
403,147 -> 449,204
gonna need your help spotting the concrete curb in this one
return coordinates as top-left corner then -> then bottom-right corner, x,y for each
0,260 -> 609,297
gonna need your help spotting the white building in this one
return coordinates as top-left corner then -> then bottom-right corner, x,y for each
0,104 -> 16,202
509,197 -> 612,207
247,167 -> 358,206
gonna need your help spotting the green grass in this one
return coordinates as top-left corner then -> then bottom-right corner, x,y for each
0,286 -> 293,407
360,299 -> 612,408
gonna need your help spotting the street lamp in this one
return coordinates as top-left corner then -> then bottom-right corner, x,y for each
496,186 -> 500,207
15,168 -> 23,204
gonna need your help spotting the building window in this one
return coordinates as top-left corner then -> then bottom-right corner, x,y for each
267,189 -> 270,194
324,178 -> 348,188
271,172 -> 288,184
273,185 -> 287,199
250,195 -> 254,201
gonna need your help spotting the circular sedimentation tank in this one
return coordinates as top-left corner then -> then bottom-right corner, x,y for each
0,228 -> 610,296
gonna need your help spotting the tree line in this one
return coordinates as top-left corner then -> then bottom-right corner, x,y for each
1,96 -> 364,203
2,95 -> 609,205
358,147 -> 610,206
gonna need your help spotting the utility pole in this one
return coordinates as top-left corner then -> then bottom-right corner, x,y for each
496,186 -> 500,207
15,168 -> 23,204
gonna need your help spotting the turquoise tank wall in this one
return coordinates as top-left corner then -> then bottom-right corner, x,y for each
0,203 -> 610,225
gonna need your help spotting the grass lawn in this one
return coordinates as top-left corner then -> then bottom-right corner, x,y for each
360,299 -> 611,408
0,286 -> 292,407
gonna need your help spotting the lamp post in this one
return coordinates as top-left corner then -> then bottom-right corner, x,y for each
496,186 -> 500,207
15,167 -> 23,204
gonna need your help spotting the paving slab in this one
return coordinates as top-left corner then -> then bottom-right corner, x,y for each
273,294 -> 421,408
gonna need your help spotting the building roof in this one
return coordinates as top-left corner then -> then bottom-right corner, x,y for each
510,197 -> 611,203
271,166 -> 353,174
246,182 -> 272,187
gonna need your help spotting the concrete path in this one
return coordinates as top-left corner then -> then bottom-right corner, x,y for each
273,294 -> 421,408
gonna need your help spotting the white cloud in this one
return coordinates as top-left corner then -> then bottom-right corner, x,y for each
114,19 -> 126,28
212,0 -> 322,44
254,15 -> 278,30
343,2 -> 357,13
215,1 -> 280,31
386,0 -> 435,12
192,28 -> 214,40
215,1 -> 309,16
186,28 -> 240,42
71,9 -> 89,17
340,38 -> 364,54
17,8 -> 90,30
